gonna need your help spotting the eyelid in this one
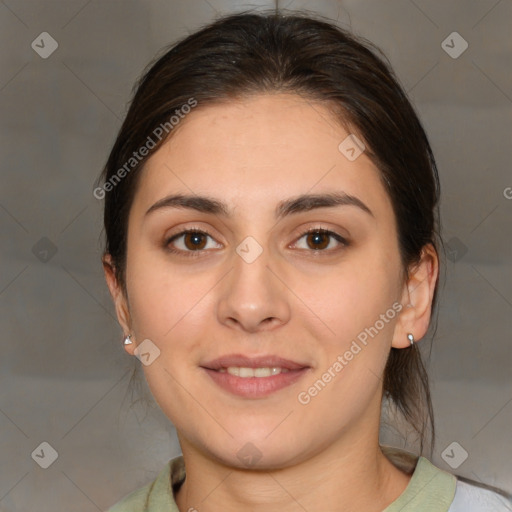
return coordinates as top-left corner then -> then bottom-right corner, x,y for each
165,227 -> 222,256
290,227 -> 349,251
166,227 -> 216,243
164,225 -> 349,256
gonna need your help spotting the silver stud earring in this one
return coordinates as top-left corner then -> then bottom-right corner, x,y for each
407,333 -> 415,346
123,334 -> 133,345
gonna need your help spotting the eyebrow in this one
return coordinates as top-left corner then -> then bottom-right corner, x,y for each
144,192 -> 374,219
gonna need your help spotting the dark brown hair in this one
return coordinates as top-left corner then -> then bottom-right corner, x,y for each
97,9 -> 444,457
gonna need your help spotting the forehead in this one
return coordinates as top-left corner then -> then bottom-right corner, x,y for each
130,93 -> 390,220
163,93 -> 349,168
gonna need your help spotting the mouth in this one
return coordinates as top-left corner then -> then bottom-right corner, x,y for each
218,366 -> 291,377
200,354 -> 311,398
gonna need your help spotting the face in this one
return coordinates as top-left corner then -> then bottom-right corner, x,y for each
110,93 -> 414,468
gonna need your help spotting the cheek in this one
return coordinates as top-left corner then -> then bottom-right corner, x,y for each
294,258 -> 399,415
125,245 -> 212,339
293,251 -> 401,413
298,252 -> 400,343
125,255 -> 213,418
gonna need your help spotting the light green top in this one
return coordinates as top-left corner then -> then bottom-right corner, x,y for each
107,446 -> 457,511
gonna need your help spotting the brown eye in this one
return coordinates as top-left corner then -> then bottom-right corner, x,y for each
183,232 -> 207,250
165,229 -> 222,255
293,228 -> 348,252
306,231 -> 330,250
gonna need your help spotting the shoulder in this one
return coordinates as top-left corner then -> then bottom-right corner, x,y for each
105,481 -> 153,512
381,445 -> 511,512
105,456 -> 184,512
449,478 -> 512,512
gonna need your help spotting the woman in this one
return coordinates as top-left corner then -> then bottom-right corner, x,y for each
98,10 -> 511,511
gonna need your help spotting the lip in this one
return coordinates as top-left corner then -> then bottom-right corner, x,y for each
201,353 -> 311,399
203,368 -> 309,398
202,353 -> 309,371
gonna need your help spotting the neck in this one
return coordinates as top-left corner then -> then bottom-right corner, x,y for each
175,423 -> 412,512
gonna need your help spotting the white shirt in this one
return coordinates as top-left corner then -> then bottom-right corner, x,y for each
448,479 -> 512,511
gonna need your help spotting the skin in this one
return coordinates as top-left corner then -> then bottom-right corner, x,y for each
104,93 -> 438,512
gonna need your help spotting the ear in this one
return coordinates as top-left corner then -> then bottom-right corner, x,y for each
102,254 -> 136,356
392,243 -> 439,349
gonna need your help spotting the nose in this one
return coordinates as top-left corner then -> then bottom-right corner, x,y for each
216,243 -> 291,333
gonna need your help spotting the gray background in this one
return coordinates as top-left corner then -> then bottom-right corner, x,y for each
0,0 -> 511,510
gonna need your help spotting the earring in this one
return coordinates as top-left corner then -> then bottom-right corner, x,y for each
123,334 -> 133,345
407,333 -> 415,346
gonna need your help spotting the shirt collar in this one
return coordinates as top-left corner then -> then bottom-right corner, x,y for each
145,447 -> 456,511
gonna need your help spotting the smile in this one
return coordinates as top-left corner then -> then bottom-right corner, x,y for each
219,367 -> 290,377
203,367 -> 309,398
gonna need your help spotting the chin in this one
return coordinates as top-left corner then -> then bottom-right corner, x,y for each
205,432 -> 309,470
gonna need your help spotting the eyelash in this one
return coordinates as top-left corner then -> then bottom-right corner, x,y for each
164,227 -> 349,258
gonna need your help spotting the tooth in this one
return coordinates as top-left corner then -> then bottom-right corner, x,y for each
223,366 -> 288,377
254,367 -> 272,377
239,367 -> 255,378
